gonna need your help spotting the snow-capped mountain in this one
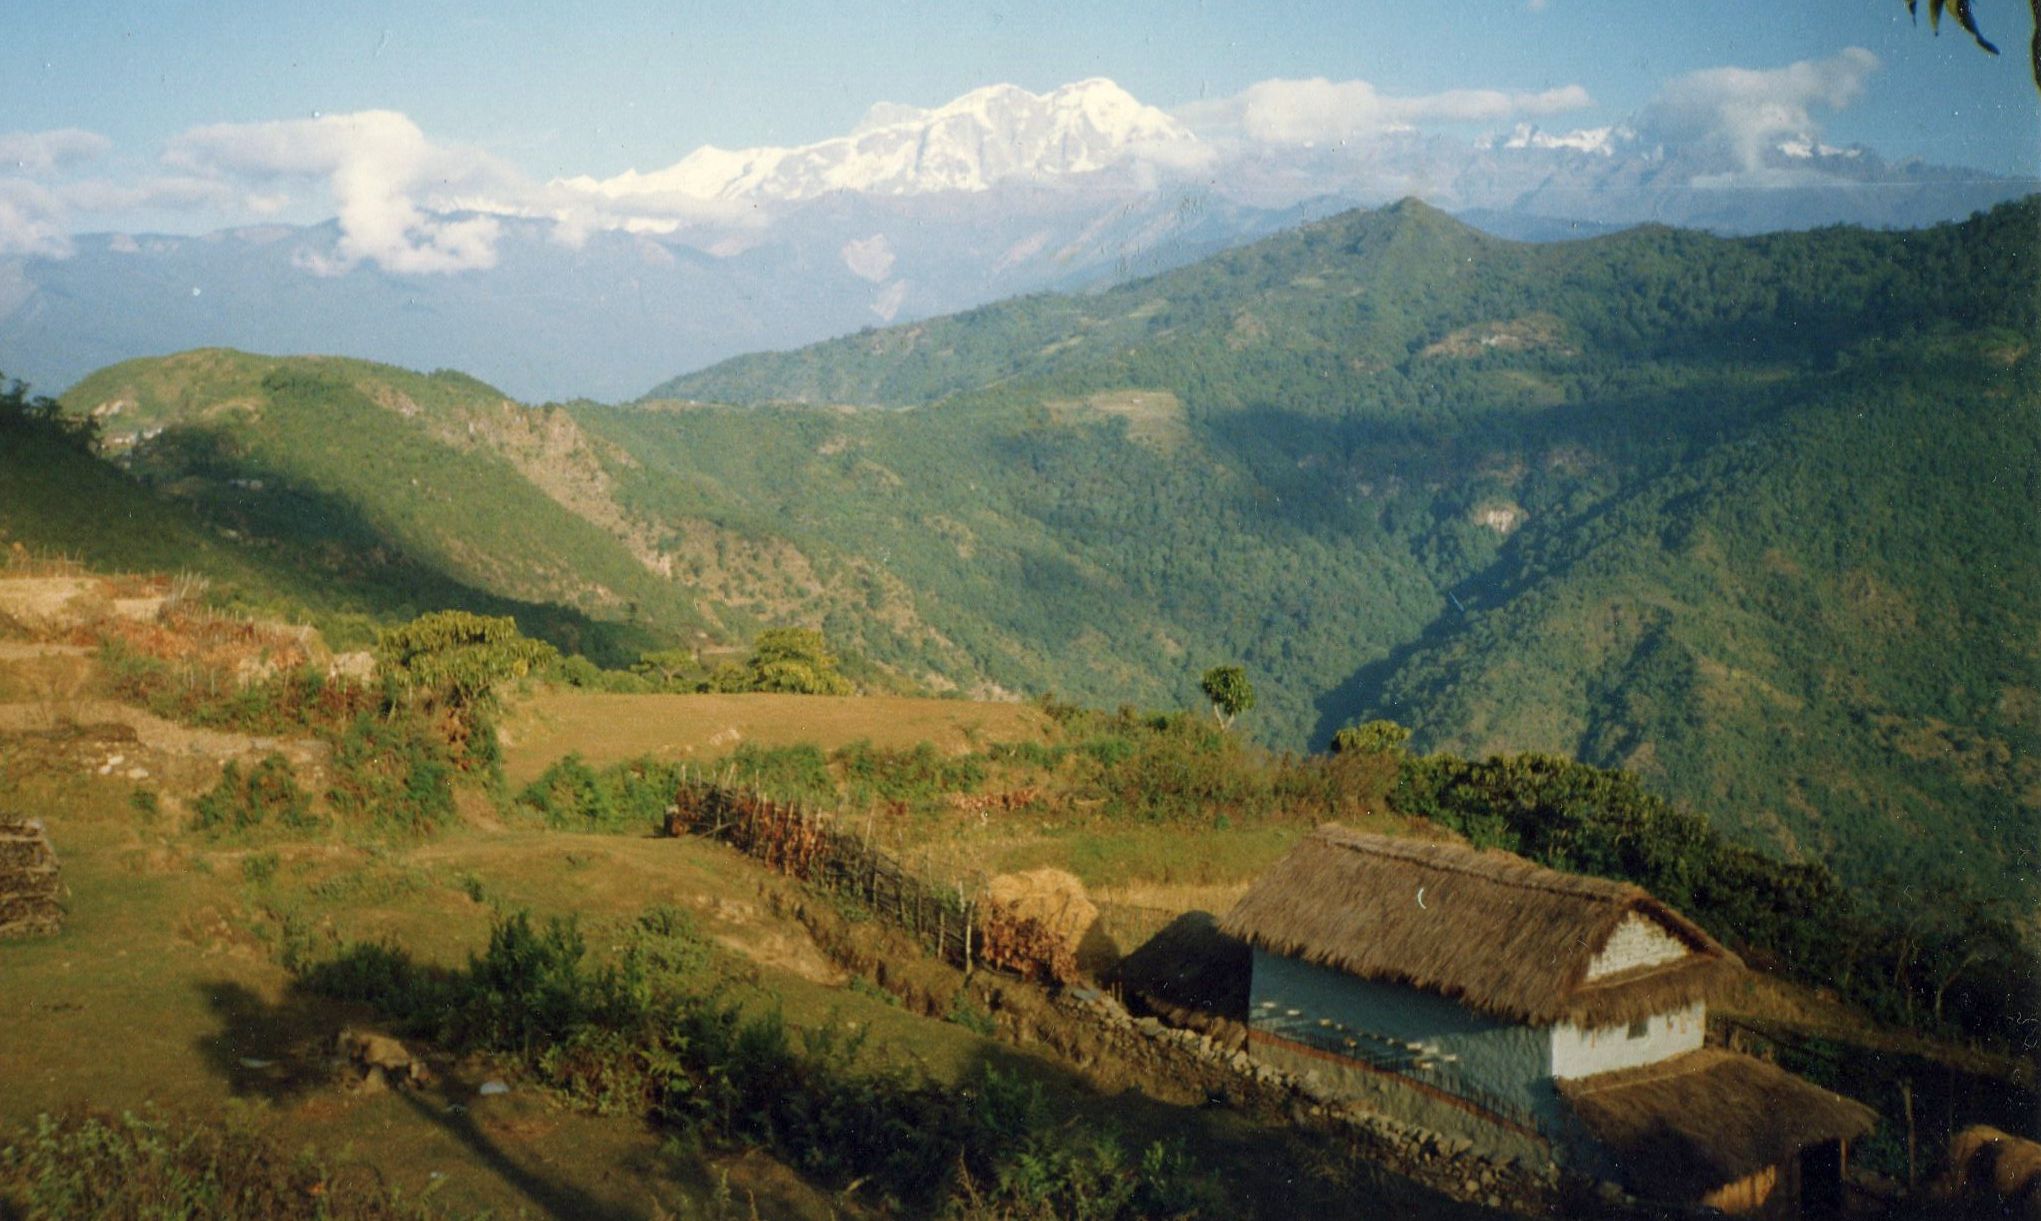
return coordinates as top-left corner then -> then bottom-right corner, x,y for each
3,76 -> 2034,403
561,78 -> 1198,204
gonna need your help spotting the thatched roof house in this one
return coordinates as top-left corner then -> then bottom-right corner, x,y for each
1221,828 -> 1875,1214
1561,1049 -> 1876,1202
1219,827 -> 1741,1027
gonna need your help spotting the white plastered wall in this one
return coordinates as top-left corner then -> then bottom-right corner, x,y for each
1550,1001 -> 1705,1079
1585,912 -> 1688,979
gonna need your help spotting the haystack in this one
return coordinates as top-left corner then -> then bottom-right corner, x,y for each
0,816 -> 63,938
981,868 -> 1098,984
1941,1126 -> 2041,1218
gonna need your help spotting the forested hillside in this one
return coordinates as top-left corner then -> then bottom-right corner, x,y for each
33,197 -> 2041,906
632,198 -> 2040,902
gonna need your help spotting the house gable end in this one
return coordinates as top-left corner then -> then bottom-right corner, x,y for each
1585,911 -> 1689,981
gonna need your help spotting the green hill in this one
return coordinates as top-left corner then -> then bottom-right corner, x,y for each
19,197 -> 2040,905
46,351 -> 701,657
627,197 -> 2040,902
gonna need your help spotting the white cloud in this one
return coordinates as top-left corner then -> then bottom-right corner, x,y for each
1634,48 -> 1879,173
165,110 -> 513,274
57,175 -> 243,214
0,179 -> 73,257
1178,77 -> 1591,145
0,128 -> 111,174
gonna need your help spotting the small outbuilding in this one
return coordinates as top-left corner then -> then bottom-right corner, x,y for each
1221,827 -> 1874,1215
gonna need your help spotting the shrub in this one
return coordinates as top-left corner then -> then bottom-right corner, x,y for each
517,754 -> 682,833
374,611 -> 557,709
726,743 -> 837,806
326,707 -> 455,833
292,909 -> 1215,1216
0,1109 -> 425,1219
832,740 -> 986,806
193,754 -> 315,833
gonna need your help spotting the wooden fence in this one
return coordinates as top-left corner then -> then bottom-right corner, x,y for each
665,780 -> 988,970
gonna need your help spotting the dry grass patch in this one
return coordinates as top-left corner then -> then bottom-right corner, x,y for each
499,689 -> 1045,784
1043,390 -> 1190,452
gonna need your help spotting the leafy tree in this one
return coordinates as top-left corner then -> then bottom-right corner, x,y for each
375,610 -> 558,708
632,647 -> 703,690
1199,664 -> 1255,729
743,627 -> 854,695
1330,719 -> 1412,756
0,375 -> 97,452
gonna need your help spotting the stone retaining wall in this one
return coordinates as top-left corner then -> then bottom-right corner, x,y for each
0,816 -> 62,938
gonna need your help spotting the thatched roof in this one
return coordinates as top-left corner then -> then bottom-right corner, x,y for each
1561,1048 -> 1876,1197
1219,827 -> 1741,1026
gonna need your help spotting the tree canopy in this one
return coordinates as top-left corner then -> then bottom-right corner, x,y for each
1199,665 -> 1255,729
375,610 -> 559,707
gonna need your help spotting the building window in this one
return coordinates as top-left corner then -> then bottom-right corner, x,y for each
1627,1018 -> 1650,1039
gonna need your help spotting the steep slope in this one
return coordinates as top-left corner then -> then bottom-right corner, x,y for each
655,197 -> 2031,408
55,350 -> 702,658
1368,341 -> 2040,896
0,393 -> 633,654
33,197 -> 2041,905
628,198 -> 2040,902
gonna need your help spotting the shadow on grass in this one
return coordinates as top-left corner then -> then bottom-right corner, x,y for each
958,1035 -> 1498,1221
191,979 -> 640,1220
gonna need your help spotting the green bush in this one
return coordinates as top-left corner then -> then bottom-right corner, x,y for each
325,707 -> 456,833
293,909 -> 1214,1216
0,1109 -> 426,1219
374,610 -> 557,708
97,640 -> 372,737
832,740 -> 986,807
726,743 -> 837,806
192,754 -> 315,833
517,754 -> 682,832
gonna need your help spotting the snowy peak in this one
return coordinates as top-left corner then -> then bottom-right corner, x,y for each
574,78 -> 1198,204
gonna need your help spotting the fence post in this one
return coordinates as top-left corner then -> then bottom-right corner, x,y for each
959,883 -> 973,977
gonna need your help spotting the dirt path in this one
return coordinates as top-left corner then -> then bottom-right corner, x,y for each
0,699 -> 326,765
0,642 -> 92,660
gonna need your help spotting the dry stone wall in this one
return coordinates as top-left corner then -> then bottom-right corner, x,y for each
0,816 -> 62,938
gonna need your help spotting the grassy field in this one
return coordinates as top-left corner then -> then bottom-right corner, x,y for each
9,578 -> 2018,1217
499,689 -> 1048,785
0,621 -> 1485,1217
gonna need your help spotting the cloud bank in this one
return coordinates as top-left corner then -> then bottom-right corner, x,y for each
0,50 -> 1910,273
165,111 -> 513,274
1177,77 -> 1592,144
0,128 -> 112,174
1634,47 -> 1879,172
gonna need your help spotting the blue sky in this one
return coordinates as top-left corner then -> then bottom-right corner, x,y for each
3,0 -> 2037,244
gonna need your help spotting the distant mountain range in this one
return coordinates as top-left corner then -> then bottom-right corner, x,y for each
4,78 -> 2034,401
